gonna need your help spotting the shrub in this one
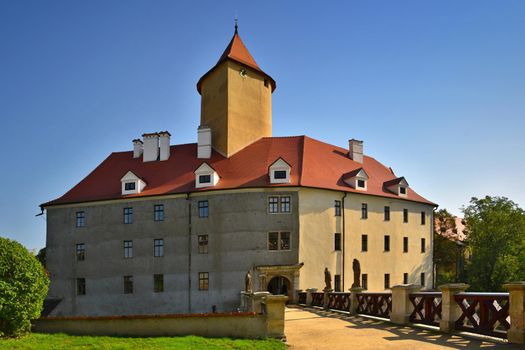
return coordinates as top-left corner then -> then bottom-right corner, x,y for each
0,237 -> 49,337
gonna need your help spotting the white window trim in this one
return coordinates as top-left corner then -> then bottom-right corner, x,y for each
269,158 -> 291,184
120,171 -> 146,195
343,168 -> 369,191
267,195 -> 292,214
194,163 -> 219,188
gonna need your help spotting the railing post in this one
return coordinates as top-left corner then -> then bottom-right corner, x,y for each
504,281 -> 525,344
263,295 -> 288,339
349,287 -> 364,315
323,288 -> 333,310
391,284 -> 421,325
439,283 -> 469,333
305,288 -> 317,307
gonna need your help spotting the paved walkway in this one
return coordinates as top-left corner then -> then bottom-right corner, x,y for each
285,306 -> 522,350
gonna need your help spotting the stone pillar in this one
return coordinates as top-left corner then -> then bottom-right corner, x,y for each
252,291 -> 271,314
390,284 -> 421,325
305,288 -> 317,307
263,295 -> 288,339
349,287 -> 364,315
323,288 -> 333,310
504,281 -> 525,344
439,283 -> 469,333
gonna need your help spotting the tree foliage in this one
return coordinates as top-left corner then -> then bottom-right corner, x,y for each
433,209 -> 458,281
463,196 -> 525,291
0,237 -> 49,337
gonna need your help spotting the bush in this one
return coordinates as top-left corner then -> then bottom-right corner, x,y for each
0,237 -> 49,337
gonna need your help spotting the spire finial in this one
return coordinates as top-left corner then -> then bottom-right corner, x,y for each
234,17 -> 238,34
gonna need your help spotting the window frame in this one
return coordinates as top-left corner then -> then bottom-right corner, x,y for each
384,206 -> 390,221
421,238 -> 426,253
268,231 -> 291,251
335,200 -> 341,216
198,234 -> 209,254
334,274 -> 341,292
384,235 -> 390,252
154,238 -> 164,257
75,211 -> 86,228
198,174 -> 211,184
334,233 -> 342,251
123,207 -> 133,224
154,204 -> 164,221
198,200 -> 209,218
154,274 -> 164,293
123,240 -> 133,259
267,195 -> 291,214
403,209 -> 408,223
403,237 -> 409,253
362,274 -> 368,290
123,275 -> 133,294
421,211 -> 426,225
361,234 -> 368,252
403,273 -> 409,284
384,273 -> 390,289
361,203 -> 368,219
76,278 -> 86,295
199,272 -> 209,291
421,272 -> 426,287
76,243 -> 85,261
124,182 -> 136,191
273,170 -> 287,179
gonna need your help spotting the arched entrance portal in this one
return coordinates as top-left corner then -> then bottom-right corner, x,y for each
267,276 -> 291,297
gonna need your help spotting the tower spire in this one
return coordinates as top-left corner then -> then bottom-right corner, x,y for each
234,17 -> 238,34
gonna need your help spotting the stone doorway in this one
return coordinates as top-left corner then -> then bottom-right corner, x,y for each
255,263 -> 303,303
267,276 -> 291,297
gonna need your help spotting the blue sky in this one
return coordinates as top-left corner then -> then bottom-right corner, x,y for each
1,1 -> 524,251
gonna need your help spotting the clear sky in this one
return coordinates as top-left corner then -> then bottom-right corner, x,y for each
1,1 -> 524,251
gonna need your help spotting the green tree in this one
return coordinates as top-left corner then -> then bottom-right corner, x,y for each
463,196 -> 525,291
0,237 -> 49,337
433,209 -> 460,284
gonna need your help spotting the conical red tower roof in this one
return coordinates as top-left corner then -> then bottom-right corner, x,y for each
197,29 -> 276,94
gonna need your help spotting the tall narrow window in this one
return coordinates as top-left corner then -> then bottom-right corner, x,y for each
384,274 -> 390,289
403,209 -> 408,223
403,273 -> 408,284
280,196 -> 291,213
198,200 -> 208,218
76,243 -> 85,261
361,203 -> 368,219
335,200 -> 341,216
403,237 -> 409,253
154,239 -> 164,257
421,238 -> 426,253
124,276 -> 133,294
384,206 -> 390,221
124,240 -> 133,258
421,211 -> 426,225
334,275 -> 341,292
198,235 -> 209,254
361,234 -> 368,252
268,232 -> 291,251
154,204 -> 164,221
334,233 -> 341,251
76,211 -> 86,228
268,232 -> 279,250
268,196 -> 291,213
362,274 -> 368,290
124,207 -> 133,224
384,235 -> 390,252
268,196 -> 279,213
280,232 -> 291,250
77,278 -> 86,295
154,274 -> 164,293
420,272 -> 426,287
199,272 -> 209,290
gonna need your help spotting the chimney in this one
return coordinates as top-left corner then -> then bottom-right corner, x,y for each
142,133 -> 159,162
197,126 -> 212,159
349,139 -> 364,163
158,131 -> 171,161
132,139 -> 143,158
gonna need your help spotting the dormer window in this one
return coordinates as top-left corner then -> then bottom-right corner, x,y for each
342,168 -> 369,191
269,158 -> 291,184
383,177 -> 409,197
120,171 -> 146,195
195,163 -> 219,188
399,186 -> 407,195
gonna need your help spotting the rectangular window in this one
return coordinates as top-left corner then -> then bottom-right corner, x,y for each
124,207 -> 133,224
403,209 -> 408,223
154,204 -> 164,221
124,182 -> 136,191
154,274 -> 164,293
280,196 -> 291,213
384,206 -> 390,221
334,200 -> 341,216
268,232 -> 290,251
268,232 -> 279,250
198,235 -> 209,254
198,200 -> 208,218
362,274 -> 368,290
421,273 -> 426,287
154,239 -> 164,257
421,238 -> 426,253
199,174 -> 211,184
361,203 -> 368,219
334,275 -> 341,292
421,211 -> 426,225
400,186 -> 407,195
334,233 -> 341,251
403,273 -> 408,284
76,243 -> 85,261
280,232 -> 291,250
361,234 -> 368,252
199,272 -> 209,290
357,179 -> 366,188
77,278 -> 86,295
76,211 -> 85,228
123,275 -> 133,294
384,274 -> 390,289
403,237 -> 409,253
268,196 -> 279,213
384,235 -> 390,252
124,240 -> 133,258
274,170 -> 287,179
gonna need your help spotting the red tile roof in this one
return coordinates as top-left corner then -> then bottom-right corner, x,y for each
196,31 -> 276,93
43,136 -> 436,207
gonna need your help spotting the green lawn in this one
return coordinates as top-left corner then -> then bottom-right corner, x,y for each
0,333 -> 286,349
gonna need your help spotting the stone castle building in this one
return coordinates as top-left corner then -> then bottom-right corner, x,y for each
42,27 -> 436,316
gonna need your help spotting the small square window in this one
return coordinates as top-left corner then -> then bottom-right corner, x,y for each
199,272 -> 209,291
362,274 -> 368,290
399,186 -> 407,195
403,209 -> 408,223
384,206 -> 390,221
361,203 -> 368,219
357,179 -> 366,188
124,207 -> 133,224
76,243 -> 85,261
403,273 -> 408,284
361,234 -> 368,252
384,273 -> 390,289
384,235 -> 390,252
76,211 -> 85,228
198,235 -> 209,254
198,200 -> 209,218
199,174 -> 211,184
124,240 -> 133,258
274,170 -> 287,179
154,205 -> 164,221
334,233 -> 341,251
124,275 -> 133,294
154,239 -> 164,257
154,274 -> 164,293
77,278 -> 86,295
124,182 -> 136,191
403,237 -> 409,253
335,200 -> 341,216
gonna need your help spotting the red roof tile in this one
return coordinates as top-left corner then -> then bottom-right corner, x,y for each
43,136 -> 436,207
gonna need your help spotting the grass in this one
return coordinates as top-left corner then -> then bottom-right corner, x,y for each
0,333 -> 286,349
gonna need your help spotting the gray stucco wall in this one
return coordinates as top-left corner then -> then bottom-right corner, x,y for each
45,190 -> 299,316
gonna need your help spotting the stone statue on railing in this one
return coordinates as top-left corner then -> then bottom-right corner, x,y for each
245,270 -> 253,293
324,267 -> 332,291
352,259 -> 361,288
